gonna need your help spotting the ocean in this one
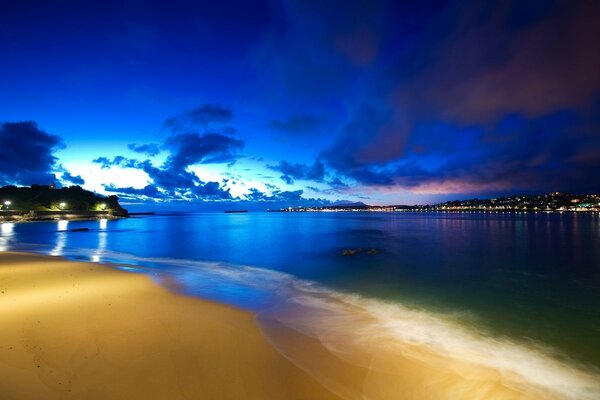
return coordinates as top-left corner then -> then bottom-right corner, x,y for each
2,211 -> 599,398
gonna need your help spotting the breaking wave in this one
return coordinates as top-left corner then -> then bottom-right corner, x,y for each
2,241 -> 600,399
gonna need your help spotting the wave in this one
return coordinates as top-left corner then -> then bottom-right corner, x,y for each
260,284 -> 600,399
2,241 -> 600,399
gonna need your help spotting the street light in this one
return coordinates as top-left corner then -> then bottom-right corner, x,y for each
3,200 -> 10,210
59,202 -> 67,210
99,203 -> 106,211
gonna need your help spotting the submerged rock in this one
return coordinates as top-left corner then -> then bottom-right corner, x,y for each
342,248 -> 362,256
341,248 -> 379,256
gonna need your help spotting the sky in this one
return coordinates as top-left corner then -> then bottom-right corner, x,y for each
1,0 -> 599,210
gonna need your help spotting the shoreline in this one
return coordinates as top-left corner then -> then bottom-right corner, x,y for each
0,251 -> 340,399
0,212 -> 127,223
1,251 -> 598,399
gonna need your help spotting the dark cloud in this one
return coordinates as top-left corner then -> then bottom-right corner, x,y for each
241,187 -> 361,210
128,143 -> 161,156
316,1 -> 600,194
0,121 -> 64,186
93,121 -> 243,201
245,188 -> 313,203
328,177 -> 349,191
93,156 -> 141,170
268,160 -> 325,184
93,156 -> 202,194
253,0 -> 386,105
268,115 -> 321,135
164,103 -> 233,131
264,182 -> 279,191
165,132 -> 244,169
103,181 -> 232,201
95,133 -> 243,183
401,0 -> 600,124
104,184 -> 163,199
320,106 -> 406,177
192,181 -> 232,200
324,112 -> 600,194
61,171 -> 85,185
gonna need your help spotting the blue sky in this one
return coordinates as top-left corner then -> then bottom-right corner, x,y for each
1,0 -> 599,210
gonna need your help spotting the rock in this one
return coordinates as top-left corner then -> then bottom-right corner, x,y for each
342,248 -> 362,256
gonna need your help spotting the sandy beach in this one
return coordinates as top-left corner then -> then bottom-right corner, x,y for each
1,252 -> 595,400
0,252 -> 340,400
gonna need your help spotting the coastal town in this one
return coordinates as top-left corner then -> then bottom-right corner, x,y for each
279,192 -> 600,213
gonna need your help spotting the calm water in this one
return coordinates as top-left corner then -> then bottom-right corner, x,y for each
2,212 -> 600,373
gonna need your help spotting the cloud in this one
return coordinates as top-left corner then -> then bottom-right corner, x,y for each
104,184 -> 163,199
192,181 -> 232,200
93,156 -> 141,170
0,121 -> 64,186
93,116 -> 244,201
400,0 -> 600,124
245,187 -> 303,202
328,177 -> 349,191
165,132 -> 244,169
128,143 -> 161,156
103,179 -> 232,202
93,156 -> 201,193
252,0 -> 385,105
95,133 -> 243,181
268,115 -> 321,135
268,160 -> 325,184
164,103 -> 233,131
61,171 -> 85,185
242,187 -> 361,210
320,106 -> 408,177
315,1 -> 600,195
324,111 -> 600,194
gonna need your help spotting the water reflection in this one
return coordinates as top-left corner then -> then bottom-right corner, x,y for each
0,222 -> 15,252
51,220 -> 69,256
92,220 -> 108,262
57,220 -> 69,231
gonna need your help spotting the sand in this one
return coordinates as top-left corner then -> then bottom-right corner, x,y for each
0,252 -> 592,400
0,252 -> 340,400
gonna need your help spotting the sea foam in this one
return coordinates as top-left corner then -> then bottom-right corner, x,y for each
3,242 -> 600,399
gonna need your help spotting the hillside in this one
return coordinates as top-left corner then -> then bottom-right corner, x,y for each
0,185 -> 127,216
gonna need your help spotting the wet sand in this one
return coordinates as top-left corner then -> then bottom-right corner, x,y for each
0,252 -> 340,399
0,252 -> 593,399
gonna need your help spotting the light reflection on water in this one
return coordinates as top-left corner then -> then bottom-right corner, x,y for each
1,212 -> 600,369
0,222 -> 15,252
93,219 -> 108,262
51,220 -> 69,256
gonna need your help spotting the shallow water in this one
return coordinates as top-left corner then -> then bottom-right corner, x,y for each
1,212 -> 600,397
